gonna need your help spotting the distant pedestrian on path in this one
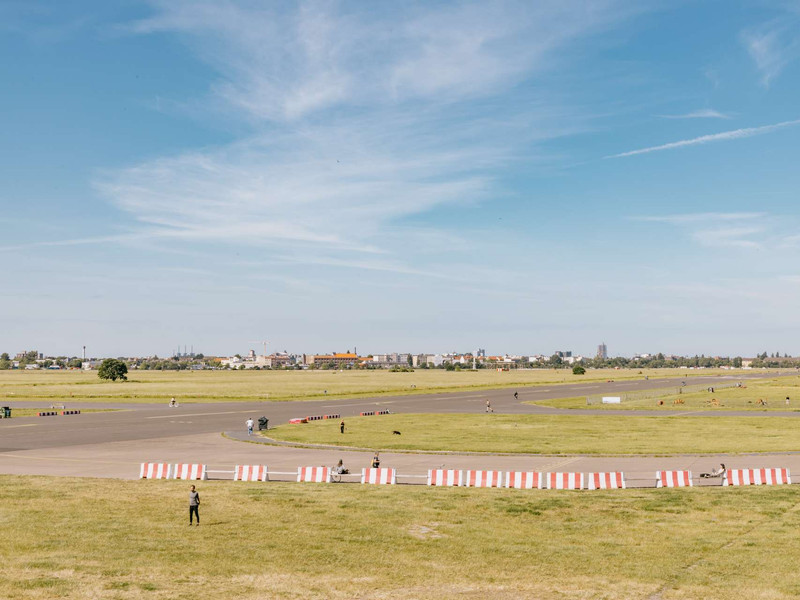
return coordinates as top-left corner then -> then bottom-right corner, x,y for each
372,452 -> 380,468
513,391 -> 518,400
340,420 -> 345,434
189,485 -> 200,526
246,418 -> 254,436
486,400 -> 493,413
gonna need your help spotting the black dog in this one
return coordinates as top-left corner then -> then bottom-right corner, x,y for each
392,430 -> 402,435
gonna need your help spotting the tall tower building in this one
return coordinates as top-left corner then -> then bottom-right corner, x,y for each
597,342 -> 608,360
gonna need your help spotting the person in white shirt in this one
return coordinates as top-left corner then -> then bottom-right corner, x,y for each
246,418 -> 254,436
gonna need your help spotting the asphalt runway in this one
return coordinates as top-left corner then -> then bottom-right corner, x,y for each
2,372 -> 798,486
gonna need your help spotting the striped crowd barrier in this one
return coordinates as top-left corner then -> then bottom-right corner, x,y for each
289,418 -> 307,424
37,411 -> 58,417
173,463 -> 207,480
546,472 -> 584,490
505,471 -> 543,489
234,465 -> 268,482
724,468 -> 790,486
140,462 -> 172,479
461,470 -> 503,488
362,468 -> 396,485
297,466 -> 330,483
360,411 -> 375,416
587,472 -> 626,490
656,471 -> 693,488
323,414 -> 341,419
377,410 -> 390,415
307,415 -> 324,421
427,469 -> 461,486
61,410 -> 81,416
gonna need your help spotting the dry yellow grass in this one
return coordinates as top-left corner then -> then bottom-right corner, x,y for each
0,367 -> 756,404
2,475 -> 800,599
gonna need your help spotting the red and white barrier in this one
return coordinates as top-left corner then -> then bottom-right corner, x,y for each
587,472 -> 625,490
289,418 -> 307,424
173,463 -> 207,480
724,468 -> 790,486
234,465 -> 268,482
656,471 -> 693,488
139,462 -> 172,479
360,411 -> 375,416
297,466 -> 330,483
460,470 -> 503,488
307,415 -> 324,421
37,411 -> 58,417
61,410 -> 81,415
323,414 -> 341,419
546,472 -> 584,490
362,468 -> 396,484
505,471 -> 543,489
427,469 -> 461,486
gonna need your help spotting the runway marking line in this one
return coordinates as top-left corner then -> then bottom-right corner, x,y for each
0,423 -> 37,429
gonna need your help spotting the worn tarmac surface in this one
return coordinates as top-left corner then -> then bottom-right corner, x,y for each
2,373 -> 798,487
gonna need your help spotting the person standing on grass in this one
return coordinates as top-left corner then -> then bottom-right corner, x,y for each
340,420 -> 345,434
246,417 -> 254,436
189,485 -> 200,526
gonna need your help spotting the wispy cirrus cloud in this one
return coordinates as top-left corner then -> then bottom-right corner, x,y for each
94,1 -> 648,265
741,20 -> 799,87
658,109 -> 731,119
606,119 -> 800,158
632,212 -> 767,249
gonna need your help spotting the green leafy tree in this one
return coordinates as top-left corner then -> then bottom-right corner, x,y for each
98,359 -> 128,381
572,365 -> 586,375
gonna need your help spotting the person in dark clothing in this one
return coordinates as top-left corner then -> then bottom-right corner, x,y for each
371,452 -> 380,468
189,485 -> 200,526
340,420 -> 345,434
513,391 -> 518,400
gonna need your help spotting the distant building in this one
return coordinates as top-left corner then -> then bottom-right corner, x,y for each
597,343 -> 608,360
305,352 -> 359,368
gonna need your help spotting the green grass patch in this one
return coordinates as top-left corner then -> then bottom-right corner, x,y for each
268,413 -> 800,454
532,375 -> 800,411
2,475 -> 800,599
0,368 -> 758,404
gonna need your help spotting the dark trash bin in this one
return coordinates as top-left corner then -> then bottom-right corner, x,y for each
1,406 -> 10,418
258,417 -> 269,431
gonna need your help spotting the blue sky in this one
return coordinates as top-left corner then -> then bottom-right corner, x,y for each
2,0 -> 800,358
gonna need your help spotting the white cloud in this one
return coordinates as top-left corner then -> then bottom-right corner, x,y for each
95,1 -> 647,266
632,212 -> 765,224
633,212 -> 767,250
658,109 -> 731,119
741,21 -> 798,87
606,119 -> 800,158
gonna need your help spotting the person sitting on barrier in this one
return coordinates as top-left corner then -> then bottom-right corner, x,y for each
334,459 -> 349,475
701,463 -> 726,478
371,452 -> 380,469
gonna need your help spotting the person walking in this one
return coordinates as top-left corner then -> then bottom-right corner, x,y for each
513,391 -> 518,400
246,418 -> 254,436
340,420 -> 345,434
371,452 -> 380,469
485,400 -> 493,413
189,485 -> 200,526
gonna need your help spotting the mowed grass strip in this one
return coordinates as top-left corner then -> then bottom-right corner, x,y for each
533,376 -> 800,411
269,413 -> 800,454
2,476 -> 800,600
0,367 -> 756,404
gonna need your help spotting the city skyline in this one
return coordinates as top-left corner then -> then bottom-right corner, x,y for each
3,1 -> 800,357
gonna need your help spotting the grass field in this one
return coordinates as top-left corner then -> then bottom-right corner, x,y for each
0,367 -> 757,404
2,475 -> 800,599
267,412 -> 800,454
532,375 -> 800,411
